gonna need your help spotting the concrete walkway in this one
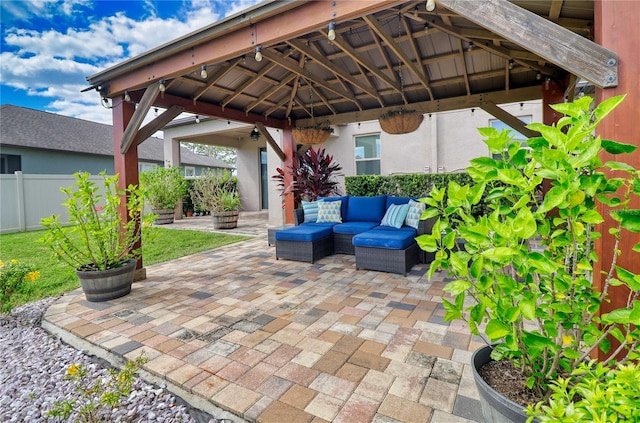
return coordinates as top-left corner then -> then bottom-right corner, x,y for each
43,216 -> 484,423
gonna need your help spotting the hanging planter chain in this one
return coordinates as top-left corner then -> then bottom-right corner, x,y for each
379,11 -> 423,135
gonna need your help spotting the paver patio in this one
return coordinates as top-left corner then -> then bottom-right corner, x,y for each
43,217 -> 484,423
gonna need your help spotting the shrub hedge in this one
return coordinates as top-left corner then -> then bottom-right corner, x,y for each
345,172 -> 473,197
345,172 -> 493,217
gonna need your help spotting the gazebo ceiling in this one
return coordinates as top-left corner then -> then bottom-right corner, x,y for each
87,0 -> 614,130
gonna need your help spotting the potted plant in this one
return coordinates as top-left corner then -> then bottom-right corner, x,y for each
417,95 -> 639,422
189,170 -> 242,229
40,172 -> 156,302
272,146 -> 343,207
139,165 -> 187,224
378,108 -> 423,134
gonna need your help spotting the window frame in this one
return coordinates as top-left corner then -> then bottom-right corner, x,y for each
354,133 -> 381,175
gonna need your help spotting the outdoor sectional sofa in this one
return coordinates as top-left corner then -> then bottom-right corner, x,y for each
274,195 -> 435,275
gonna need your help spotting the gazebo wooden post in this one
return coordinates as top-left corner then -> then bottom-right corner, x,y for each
282,128 -> 296,224
594,0 -> 640,359
112,97 -> 146,280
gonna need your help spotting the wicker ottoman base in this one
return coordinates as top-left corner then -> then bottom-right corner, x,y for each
333,233 -> 355,255
355,243 -> 419,276
275,236 -> 334,263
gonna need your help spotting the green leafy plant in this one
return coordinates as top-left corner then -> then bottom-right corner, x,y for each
139,165 -> 187,209
272,146 -> 343,206
0,259 -> 40,313
48,355 -> 147,422
189,169 -> 241,213
417,95 -> 640,404
526,361 -> 640,422
40,172 -> 156,271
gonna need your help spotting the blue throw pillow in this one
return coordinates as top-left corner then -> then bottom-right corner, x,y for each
405,199 -> 426,229
380,203 -> 410,229
316,200 -> 342,223
301,200 -> 319,223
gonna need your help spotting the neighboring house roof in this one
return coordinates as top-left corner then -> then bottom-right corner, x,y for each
0,104 -> 232,169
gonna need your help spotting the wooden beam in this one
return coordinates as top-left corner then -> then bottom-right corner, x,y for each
363,15 -> 435,100
246,73 -> 297,113
287,39 -> 379,101
256,122 -> 285,161
261,49 -> 358,104
94,0 -> 406,95
479,101 -> 540,138
151,92 -> 288,129
221,62 -> 277,108
328,31 -> 401,94
549,0 -> 563,21
437,0 -> 618,88
193,57 -> 242,101
295,85 -> 540,126
134,105 -> 184,146
120,84 -> 160,153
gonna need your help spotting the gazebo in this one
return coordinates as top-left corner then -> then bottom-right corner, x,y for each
85,0 -> 638,312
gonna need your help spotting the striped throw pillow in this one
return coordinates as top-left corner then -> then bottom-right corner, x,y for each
380,203 -> 410,228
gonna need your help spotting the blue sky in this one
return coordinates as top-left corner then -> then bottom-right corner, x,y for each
1,0 -> 261,124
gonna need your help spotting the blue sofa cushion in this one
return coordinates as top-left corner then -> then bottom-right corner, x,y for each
385,196 -> 413,209
275,223 -> 334,242
345,195 -> 386,222
333,221 -> 379,235
352,226 -> 418,250
318,196 -> 349,221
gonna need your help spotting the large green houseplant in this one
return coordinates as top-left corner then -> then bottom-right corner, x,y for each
41,172 -> 156,301
189,170 -> 242,229
139,165 -> 187,224
417,95 -> 639,420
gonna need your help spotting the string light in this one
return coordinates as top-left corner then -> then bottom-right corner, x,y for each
327,22 -> 336,41
536,72 -> 542,80
200,65 -> 207,79
467,42 -> 474,52
255,45 -> 262,62
124,91 -> 130,102
227,121 -> 231,128
508,60 -> 514,70
195,115 -> 200,124
426,0 -> 436,12
158,80 -> 166,92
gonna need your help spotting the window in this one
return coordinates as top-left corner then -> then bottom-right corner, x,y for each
489,116 -> 532,160
184,166 -> 195,177
138,162 -> 157,172
1,154 -> 21,174
355,134 -> 380,175
489,116 -> 532,142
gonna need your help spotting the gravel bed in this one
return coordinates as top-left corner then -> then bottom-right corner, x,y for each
0,298 -> 229,422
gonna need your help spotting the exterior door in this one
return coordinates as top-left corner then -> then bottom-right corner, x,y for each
260,148 -> 268,210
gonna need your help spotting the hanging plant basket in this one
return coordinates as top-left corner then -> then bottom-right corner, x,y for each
292,126 -> 334,145
379,109 -> 424,134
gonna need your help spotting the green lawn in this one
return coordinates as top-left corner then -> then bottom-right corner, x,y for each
0,227 -> 250,311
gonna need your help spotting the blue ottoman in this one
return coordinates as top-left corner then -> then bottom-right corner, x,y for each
275,223 -> 335,263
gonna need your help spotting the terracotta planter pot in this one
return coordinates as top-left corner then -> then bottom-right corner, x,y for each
152,208 -> 175,225
212,210 -> 239,229
472,345 -> 533,423
76,259 -> 136,302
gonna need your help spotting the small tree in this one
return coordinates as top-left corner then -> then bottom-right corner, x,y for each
272,146 -> 343,206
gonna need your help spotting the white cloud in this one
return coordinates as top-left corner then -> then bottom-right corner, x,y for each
1,0 -> 262,123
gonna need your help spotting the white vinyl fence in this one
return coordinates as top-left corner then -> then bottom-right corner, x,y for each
0,172 -> 108,234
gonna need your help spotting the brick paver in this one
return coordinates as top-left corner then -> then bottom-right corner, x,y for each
44,226 -> 483,423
